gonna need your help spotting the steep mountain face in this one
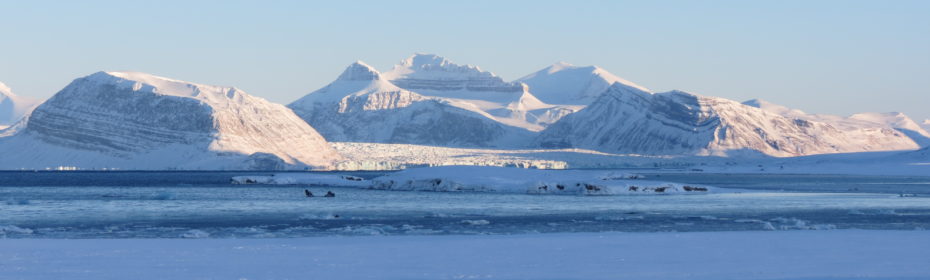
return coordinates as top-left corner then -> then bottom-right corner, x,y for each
745,99 -> 930,147
0,72 -> 342,170
516,62 -> 650,106
0,82 -> 40,127
289,62 -> 532,147
538,85 -> 919,157
382,54 -> 579,131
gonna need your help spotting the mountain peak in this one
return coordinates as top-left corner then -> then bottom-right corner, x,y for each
337,61 -> 382,81
79,71 -> 249,106
517,63 -> 650,105
386,54 -> 490,79
400,53 -> 456,68
545,62 -> 575,73
0,81 -> 41,126
0,81 -> 12,97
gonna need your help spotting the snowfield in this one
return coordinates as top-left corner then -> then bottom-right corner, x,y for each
232,166 -> 717,195
2,230 -> 928,280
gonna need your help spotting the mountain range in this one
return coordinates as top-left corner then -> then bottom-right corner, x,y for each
0,53 -> 926,169
291,54 -> 926,156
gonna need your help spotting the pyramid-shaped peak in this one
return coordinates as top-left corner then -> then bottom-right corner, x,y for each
337,61 -> 382,81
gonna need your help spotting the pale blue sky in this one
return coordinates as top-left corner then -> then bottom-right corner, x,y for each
1,0 -> 928,120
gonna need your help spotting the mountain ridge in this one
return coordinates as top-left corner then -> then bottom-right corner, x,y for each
0,71 -> 342,170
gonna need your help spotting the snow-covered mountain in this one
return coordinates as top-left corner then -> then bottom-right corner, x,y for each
923,119 -> 930,133
745,99 -> 930,147
849,112 -> 930,147
537,85 -> 919,157
516,62 -> 650,106
383,54 -> 580,131
289,61 -> 531,147
0,81 -> 40,127
0,72 -> 342,170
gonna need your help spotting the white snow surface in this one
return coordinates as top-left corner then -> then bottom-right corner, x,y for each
517,62 -> 651,105
0,81 -> 40,126
0,72 -> 342,170
2,230 -> 928,280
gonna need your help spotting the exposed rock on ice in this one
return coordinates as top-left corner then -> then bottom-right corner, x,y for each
368,166 -> 713,195
231,173 -> 368,187
232,166 -> 718,196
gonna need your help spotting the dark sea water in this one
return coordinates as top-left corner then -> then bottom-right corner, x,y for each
1,171 -> 929,238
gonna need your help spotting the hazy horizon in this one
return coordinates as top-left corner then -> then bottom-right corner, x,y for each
1,0 -> 927,120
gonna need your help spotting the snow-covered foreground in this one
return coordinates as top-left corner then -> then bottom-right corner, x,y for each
2,230 -> 928,280
232,166 -> 716,195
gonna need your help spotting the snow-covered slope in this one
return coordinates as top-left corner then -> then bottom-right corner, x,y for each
289,62 -> 532,147
0,72 -> 342,170
741,99 -> 808,119
0,82 -> 40,126
538,85 -> 919,157
923,119 -> 930,133
745,99 -> 930,147
848,112 -> 930,146
516,62 -> 650,105
383,54 -> 580,131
